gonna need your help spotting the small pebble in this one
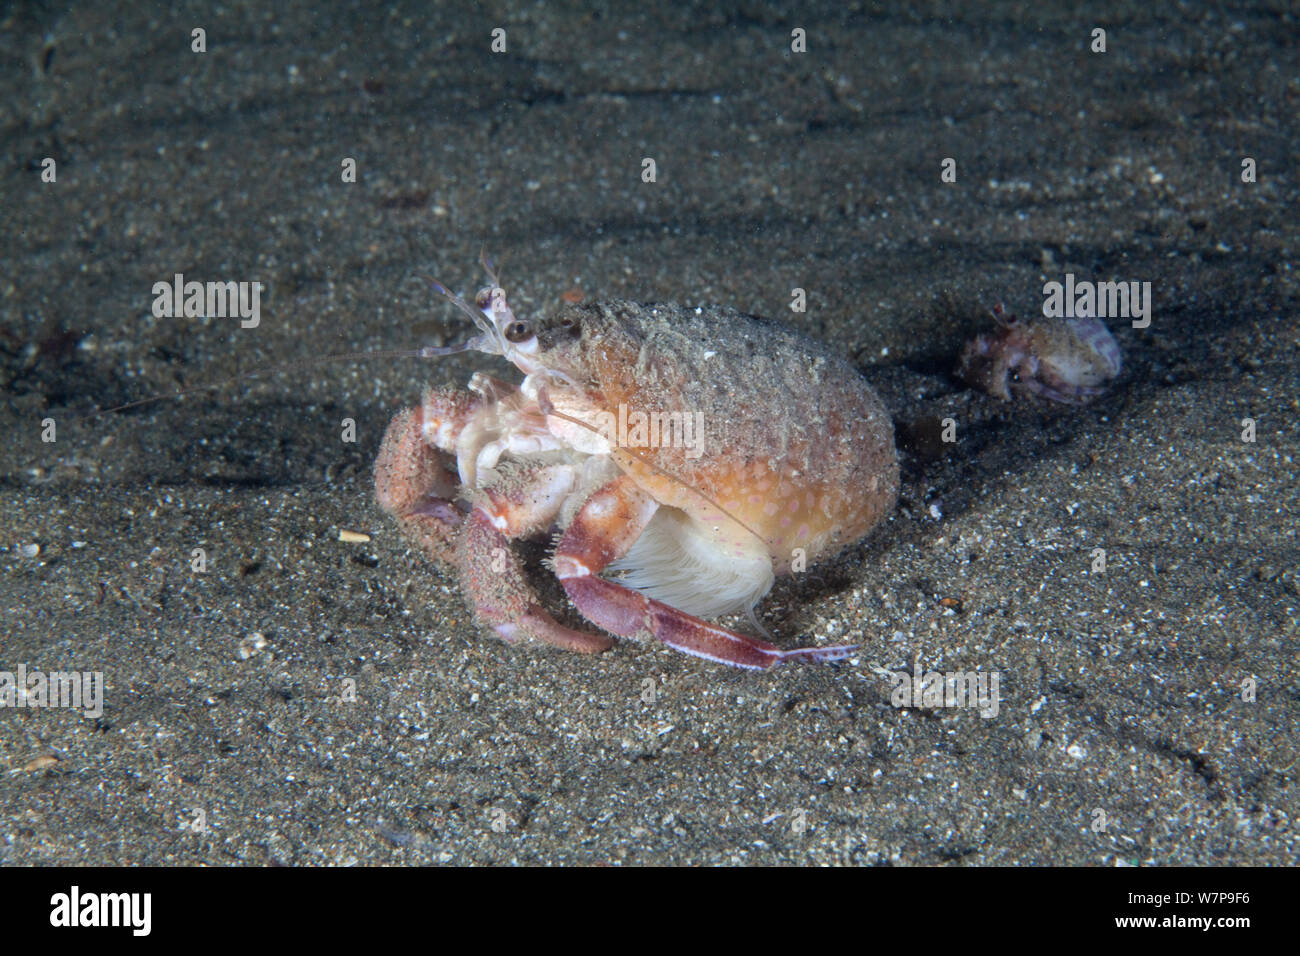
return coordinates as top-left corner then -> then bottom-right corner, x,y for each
238,632 -> 270,660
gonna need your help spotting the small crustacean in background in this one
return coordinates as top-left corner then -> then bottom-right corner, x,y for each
374,255 -> 899,670
955,303 -> 1122,404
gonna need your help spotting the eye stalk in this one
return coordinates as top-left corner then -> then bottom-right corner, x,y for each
427,259 -> 571,379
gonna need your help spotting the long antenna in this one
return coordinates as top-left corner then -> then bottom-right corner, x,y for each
75,347 -> 463,422
75,268 -> 501,423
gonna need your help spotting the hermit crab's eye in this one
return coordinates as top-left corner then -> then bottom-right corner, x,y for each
504,320 -> 532,343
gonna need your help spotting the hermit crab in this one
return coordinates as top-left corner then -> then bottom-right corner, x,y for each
956,303 -> 1122,404
374,257 -> 899,669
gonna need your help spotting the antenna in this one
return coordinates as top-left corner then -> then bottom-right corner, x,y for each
74,348 -> 452,422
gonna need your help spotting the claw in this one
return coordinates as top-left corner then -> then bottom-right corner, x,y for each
374,405 -> 465,562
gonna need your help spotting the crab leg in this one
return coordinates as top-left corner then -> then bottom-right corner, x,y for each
457,504 -> 614,654
554,476 -> 858,670
376,394 -> 610,654
1020,378 -> 1106,405
459,459 -> 614,652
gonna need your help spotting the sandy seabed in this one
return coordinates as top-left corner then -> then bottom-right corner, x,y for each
1,1 -> 1296,865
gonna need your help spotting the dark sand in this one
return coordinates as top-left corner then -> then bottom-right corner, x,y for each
2,1 -> 1296,864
